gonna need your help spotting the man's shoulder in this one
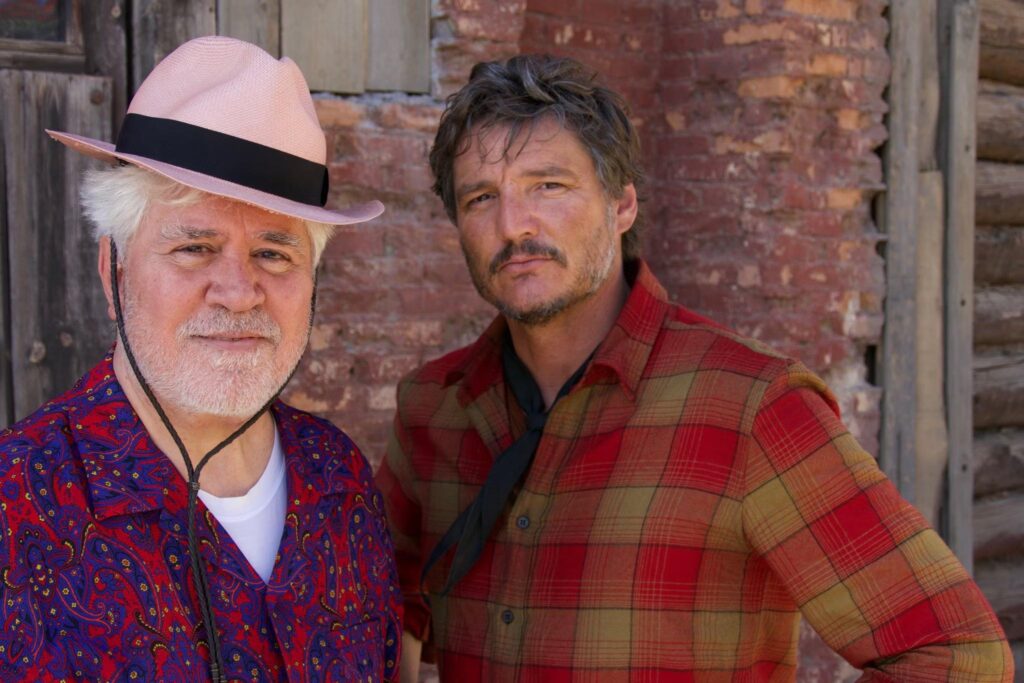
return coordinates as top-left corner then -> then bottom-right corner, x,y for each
660,301 -> 793,372
0,357 -> 117,449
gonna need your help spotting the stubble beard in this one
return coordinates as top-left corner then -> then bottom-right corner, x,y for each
462,209 -> 618,327
119,273 -> 310,418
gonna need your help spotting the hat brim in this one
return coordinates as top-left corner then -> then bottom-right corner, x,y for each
46,129 -> 384,226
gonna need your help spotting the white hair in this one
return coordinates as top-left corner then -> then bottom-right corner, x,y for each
80,164 -> 334,264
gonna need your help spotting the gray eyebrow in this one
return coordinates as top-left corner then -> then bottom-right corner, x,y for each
159,224 -> 218,240
257,231 -> 302,248
157,225 -> 302,249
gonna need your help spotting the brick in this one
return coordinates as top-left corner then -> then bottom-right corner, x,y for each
314,97 -> 365,129
723,21 -> 792,45
376,100 -> 443,133
826,188 -> 861,210
807,53 -> 848,77
738,75 -> 803,98
782,0 -> 856,21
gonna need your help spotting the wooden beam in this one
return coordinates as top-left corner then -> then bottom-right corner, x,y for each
0,71 -> 113,422
217,0 -> 281,57
974,428 -> 1024,497
977,79 -> 1024,163
939,0 -> 979,571
879,0 -> 921,502
973,346 -> 1024,429
131,0 -> 216,88
281,0 -> 367,94
974,558 -> 1024,640
367,0 -> 430,93
976,226 -> 1024,285
973,491 -> 1024,562
979,0 -> 1024,85
915,170 -> 948,526
976,160 -> 1024,224
974,285 -> 1024,345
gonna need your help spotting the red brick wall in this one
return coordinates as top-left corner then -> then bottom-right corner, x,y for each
287,2 -> 890,680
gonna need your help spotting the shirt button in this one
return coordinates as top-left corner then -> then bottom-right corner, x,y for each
501,609 -> 515,625
516,515 -> 530,529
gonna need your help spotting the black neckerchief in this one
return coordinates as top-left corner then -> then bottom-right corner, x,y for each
421,331 -> 593,596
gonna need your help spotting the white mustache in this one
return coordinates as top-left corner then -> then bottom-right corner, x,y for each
177,309 -> 282,344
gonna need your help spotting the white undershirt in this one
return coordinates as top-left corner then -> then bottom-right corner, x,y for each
197,426 -> 287,583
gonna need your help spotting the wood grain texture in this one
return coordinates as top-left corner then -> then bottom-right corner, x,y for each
879,0 -> 920,502
976,161 -> 1024,225
940,0 -> 979,570
975,558 -> 1024,640
915,170 -> 947,526
131,0 -> 215,87
0,70 -> 113,425
367,0 -> 430,93
975,285 -> 1024,345
977,79 -> 1024,163
973,490 -> 1024,562
980,0 -> 1024,85
975,225 -> 1024,284
973,345 -> 1024,429
974,428 -> 1024,497
218,0 -> 280,56
81,0 -> 128,130
282,0 -> 366,93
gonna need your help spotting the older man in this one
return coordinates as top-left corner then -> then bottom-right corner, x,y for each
0,37 -> 399,682
376,55 -> 1013,681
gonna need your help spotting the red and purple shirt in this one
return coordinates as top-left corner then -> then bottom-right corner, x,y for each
0,354 -> 401,681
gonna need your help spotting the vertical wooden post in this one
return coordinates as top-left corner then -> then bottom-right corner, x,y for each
938,0 -> 979,572
880,2 -> 921,501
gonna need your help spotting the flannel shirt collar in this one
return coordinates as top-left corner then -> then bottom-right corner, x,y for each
449,259 -> 671,405
72,355 -> 353,522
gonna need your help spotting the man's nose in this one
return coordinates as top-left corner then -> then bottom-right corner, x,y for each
496,191 -> 539,242
205,254 -> 265,312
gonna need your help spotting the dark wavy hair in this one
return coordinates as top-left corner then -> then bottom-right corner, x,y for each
429,54 -> 644,261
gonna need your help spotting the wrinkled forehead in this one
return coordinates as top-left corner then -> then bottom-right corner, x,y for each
459,115 -> 584,166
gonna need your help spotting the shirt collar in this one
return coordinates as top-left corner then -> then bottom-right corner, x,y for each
449,259 -> 672,405
76,356 -> 355,522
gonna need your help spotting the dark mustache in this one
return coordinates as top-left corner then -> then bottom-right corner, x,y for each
489,240 -> 567,275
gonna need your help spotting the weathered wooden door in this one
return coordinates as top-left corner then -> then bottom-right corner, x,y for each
0,1 -> 126,428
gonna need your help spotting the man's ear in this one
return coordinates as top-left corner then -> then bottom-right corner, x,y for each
97,236 -> 117,321
614,183 -> 639,237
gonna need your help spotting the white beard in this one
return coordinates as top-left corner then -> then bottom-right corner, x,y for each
120,274 -> 309,418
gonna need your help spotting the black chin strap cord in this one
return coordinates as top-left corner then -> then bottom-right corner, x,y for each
108,240 -> 316,683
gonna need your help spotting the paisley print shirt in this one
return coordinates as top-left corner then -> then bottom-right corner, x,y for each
0,355 -> 401,682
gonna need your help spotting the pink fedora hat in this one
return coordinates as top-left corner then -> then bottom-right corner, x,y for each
47,35 -> 383,225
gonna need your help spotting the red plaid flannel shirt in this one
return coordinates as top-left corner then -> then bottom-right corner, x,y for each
376,261 -> 1012,681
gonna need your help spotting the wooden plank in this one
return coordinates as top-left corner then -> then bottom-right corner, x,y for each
976,161 -> 1024,224
217,0 -> 280,57
975,225 -> 1024,284
367,0 -> 430,93
973,491 -> 1024,562
919,0 -> 941,171
979,0 -> 1024,85
131,0 -> 216,87
974,427 -> 1024,497
973,345 -> 1024,429
977,80 -> 1024,163
915,170 -> 948,526
940,0 -> 979,570
0,75 -> 9,428
878,0 -> 920,502
975,558 -> 1024,640
281,0 -> 366,94
0,70 -> 113,422
81,0 -> 129,133
974,285 -> 1024,345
